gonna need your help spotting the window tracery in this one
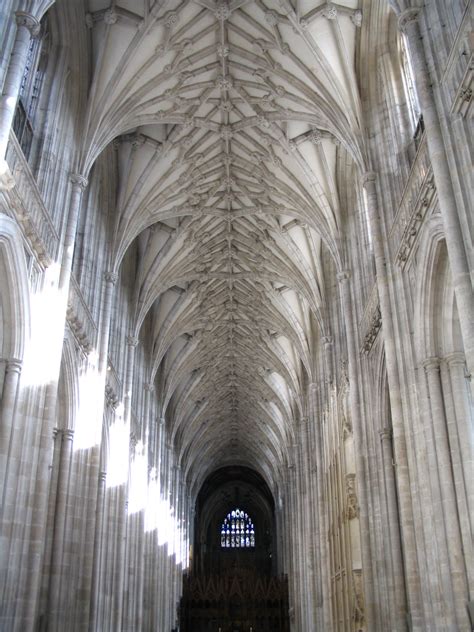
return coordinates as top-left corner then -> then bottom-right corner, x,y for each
13,16 -> 49,159
220,508 -> 255,548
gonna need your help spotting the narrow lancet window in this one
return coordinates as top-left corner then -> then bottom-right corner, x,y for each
220,508 -> 255,548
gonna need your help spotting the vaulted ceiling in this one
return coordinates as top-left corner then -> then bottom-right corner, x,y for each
83,0 -> 365,494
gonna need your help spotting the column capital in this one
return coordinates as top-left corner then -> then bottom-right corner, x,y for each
99,471 -> 107,483
308,381 -> 318,392
398,7 -> 420,33
15,12 -> 41,37
379,428 -> 392,441
445,352 -> 466,368
423,356 -> 440,372
63,428 -> 75,441
337,269 -> 351,283
144,382 -> 155,392
69,173 -> 89,190
5,358 -> 22,374
126,335 -> 139,347
104,270 -> 118,285
360,170 -> 377,188
321,335 -> 332,347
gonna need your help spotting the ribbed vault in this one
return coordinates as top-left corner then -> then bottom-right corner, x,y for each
83,0 -> 365,494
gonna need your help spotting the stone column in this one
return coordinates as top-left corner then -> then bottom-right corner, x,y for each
0,359 -> 22,501
98,272 -> 118,372
337,270 -> 375,627
399,8 -> 474,387
59,174 -> 88,291
113,335 -> 137,630
308,381 -> 331,630
423,357 -> 469,629
440,356 -> 473,593
361,171 -> 423,627
47,428 -> 74,631
0,12 -> 40,188
379,428 -> 407,630
446,353 -> 473,525
299,416 -> 317,629
89,470 -> 106,630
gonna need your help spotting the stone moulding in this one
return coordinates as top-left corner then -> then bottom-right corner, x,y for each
4,134 -> 59,267
389,134 -> 434,268
450,50 -> 473,118
66,276 -> 98,355
441,4 -> 473,119
396,172 -> 435,268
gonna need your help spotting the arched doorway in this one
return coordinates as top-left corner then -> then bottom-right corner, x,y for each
180,466 -> 290,632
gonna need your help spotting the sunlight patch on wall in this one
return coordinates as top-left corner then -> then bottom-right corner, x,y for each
143,472 -> 187,567
106,405 -> 130,487
22,265 -> 65,387
73,354 -> 102,451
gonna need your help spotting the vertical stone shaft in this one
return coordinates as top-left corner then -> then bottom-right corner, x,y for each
362,172 -> 422,627
59,174 -> 88,291
337,271 -> 375,627
47,429 -> 74,631
89,471 -> 106,630
0,12 -> 40,166
0,359 -> 22,505
423,357 -> 469,629
399,8 -> 474,386
379,428 -> 408,629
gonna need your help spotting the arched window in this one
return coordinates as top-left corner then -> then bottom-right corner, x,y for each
13,16 -> 49,159
398,31 -> 422,137
220,508 -> 255,548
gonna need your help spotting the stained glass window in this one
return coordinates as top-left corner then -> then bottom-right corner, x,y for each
220,508 -> 255,548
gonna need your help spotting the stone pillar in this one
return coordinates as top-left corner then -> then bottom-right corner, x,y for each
423,357 -> 469,629
440,356 -> 474,593
361,171 -> 423,627
89,470 -> 106,630
113,335 -> 137,630
379,428 -> 407,630
308,381 -> 331,630
399,8 -> 474,387
337,270 -> 374,627
98,272 -> 118,372
446,353 -> 473,526
59,174 -> 88,291
0,12 -> 40,188
299,416 -> 317,629
0,359 -> 22,499
47,428 -> 74,631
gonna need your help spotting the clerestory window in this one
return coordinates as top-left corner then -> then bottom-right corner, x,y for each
220,508 -> 255,548
13,16 -> 49,160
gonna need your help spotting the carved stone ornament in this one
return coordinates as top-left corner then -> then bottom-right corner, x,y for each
104,271 -> 118,285
309,129 -> 322,145
322,2 -> 338,20
126,335 -> 139,347
352,570 -> 365,627
215,1 -> 231,21
351,10 -> 363,28
164,11 -> 179,28
345,473 -> 359,520
104,9 -> 118,25
69,173 -> 89,190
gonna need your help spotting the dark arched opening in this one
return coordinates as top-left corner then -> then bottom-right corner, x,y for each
180,466 -> 289,632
